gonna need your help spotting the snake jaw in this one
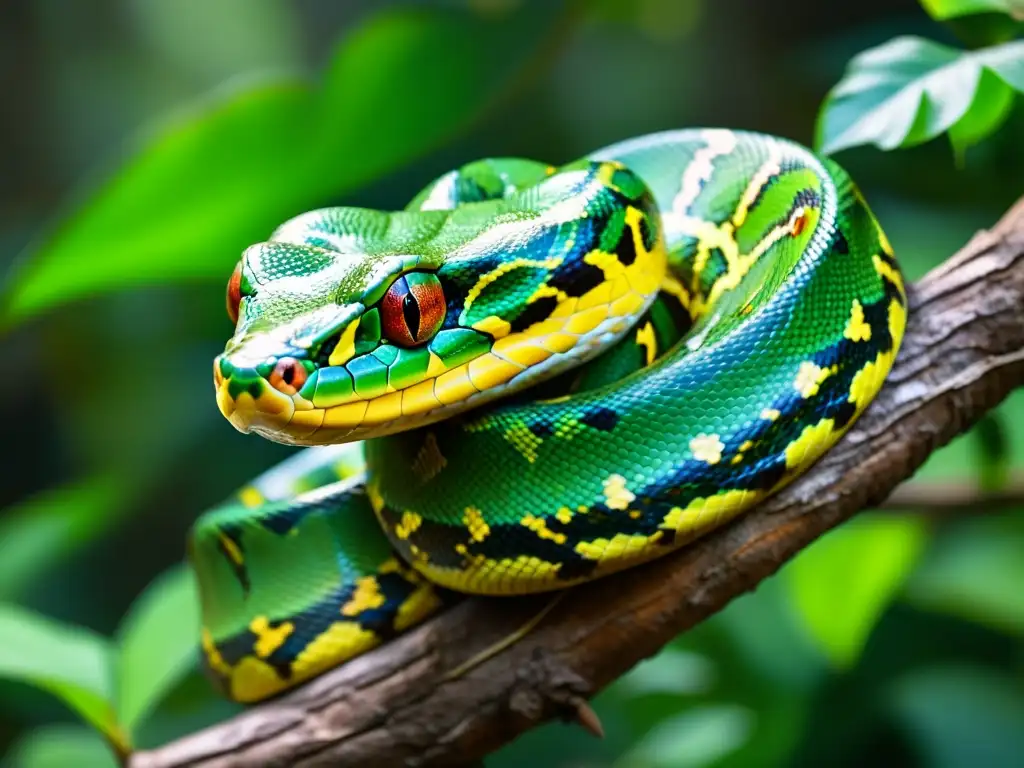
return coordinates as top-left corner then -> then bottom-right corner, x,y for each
214,352 -> 299,436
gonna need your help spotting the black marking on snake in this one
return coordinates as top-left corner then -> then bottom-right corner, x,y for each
672,238 -> 699,293
509,295 -> 559,333
382,259 -> 903,591
638,214 -> 657,252
258,495 -> 329,536
652,291 -> 694,341
698,247 -> 729,293
204,569 -> 449,686
789,188 -> 823,219
253,479 -> 370,537
876,249 -> 899,271
549,260 -> 605,298
316,331 -> 342,368
215,525 -> 251,596
212,624 -> 292,681
875,251 -> 906,303
377,504 -> 471,571
615,221 -> 638,266
472,524 -> 601,582
638,274 -> 901,508
528,419 -> 554,439
580,406 -> 618,431
437,273 -> 469,330
547,219 -> 611,296
833,231 -> 850,254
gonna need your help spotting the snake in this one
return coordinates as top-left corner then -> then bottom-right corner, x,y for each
191,129 -> 906,704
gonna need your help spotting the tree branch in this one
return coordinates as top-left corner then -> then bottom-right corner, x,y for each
132,197 -> 1024,768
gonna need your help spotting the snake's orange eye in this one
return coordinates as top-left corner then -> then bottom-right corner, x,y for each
268,357 -> 307,395
226,262 -> 243,325
381,272 -> 445,347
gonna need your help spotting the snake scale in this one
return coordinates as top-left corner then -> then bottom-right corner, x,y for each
192,129 -> 906,703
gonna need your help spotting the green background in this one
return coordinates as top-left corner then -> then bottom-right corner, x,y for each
1,0 -> 1023,765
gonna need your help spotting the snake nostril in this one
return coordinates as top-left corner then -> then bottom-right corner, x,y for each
268,357 -> 307,395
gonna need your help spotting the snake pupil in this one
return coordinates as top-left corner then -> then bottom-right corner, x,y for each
381,271 -> 445,347
402,292 -> 420,340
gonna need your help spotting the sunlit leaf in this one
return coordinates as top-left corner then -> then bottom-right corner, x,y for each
0,604 -> 127,753
615,705 -> 755,768
785,513 -> 928,668
920,0 -> 1024,20
888,666 -> 1024,768
1,5 -> 564,325
0,475 -> 127,600
116,565 -> 201,732
815,36 -> 1024,156
4,725 -> 117,768
904,515 -> 1024,636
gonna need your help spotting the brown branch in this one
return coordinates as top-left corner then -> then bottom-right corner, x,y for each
132,197 -> 1024,768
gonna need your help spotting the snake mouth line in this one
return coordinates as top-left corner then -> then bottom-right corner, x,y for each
213,306 -> 642,446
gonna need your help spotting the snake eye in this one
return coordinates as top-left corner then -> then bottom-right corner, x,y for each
381,272 -> 445,347
268,357 -> 307,395
226,262 -> 243,325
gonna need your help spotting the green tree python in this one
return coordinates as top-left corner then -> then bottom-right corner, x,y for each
193,129 -> 906,703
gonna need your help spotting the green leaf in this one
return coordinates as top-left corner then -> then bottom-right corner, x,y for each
0,475 -> 128,600
888,666 -> 1024,768
1,5 -> 561,326
904,514 -> 1024,636
4,725 -> 117,768
815,36 -> 1024,156
0,604 -> 127,754
116,565 -> 201,733
920,0 -> 1024,20
785,513 -> 928,668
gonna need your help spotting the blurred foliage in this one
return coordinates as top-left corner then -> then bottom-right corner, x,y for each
0,566 -> 198,755
0,4 -> 569,324
922,0 -> 1022,15
816,36 -> 1024,158
1,0 -> 1023,766
786,514 -> 929,669
0,605 -> 123,754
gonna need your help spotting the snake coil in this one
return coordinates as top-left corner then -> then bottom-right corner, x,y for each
191,129 -> 905,703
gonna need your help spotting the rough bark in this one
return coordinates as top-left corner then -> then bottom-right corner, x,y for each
132,197 -> 1024,768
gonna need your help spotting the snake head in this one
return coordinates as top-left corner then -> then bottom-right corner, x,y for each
214,233 -> 452,444
214,161 -> 667,446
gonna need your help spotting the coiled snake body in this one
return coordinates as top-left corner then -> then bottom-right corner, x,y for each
194,129 -> 906,703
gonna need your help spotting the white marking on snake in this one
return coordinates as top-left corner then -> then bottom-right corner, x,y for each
732,144 -> 783,228
671,129 -> 737,217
